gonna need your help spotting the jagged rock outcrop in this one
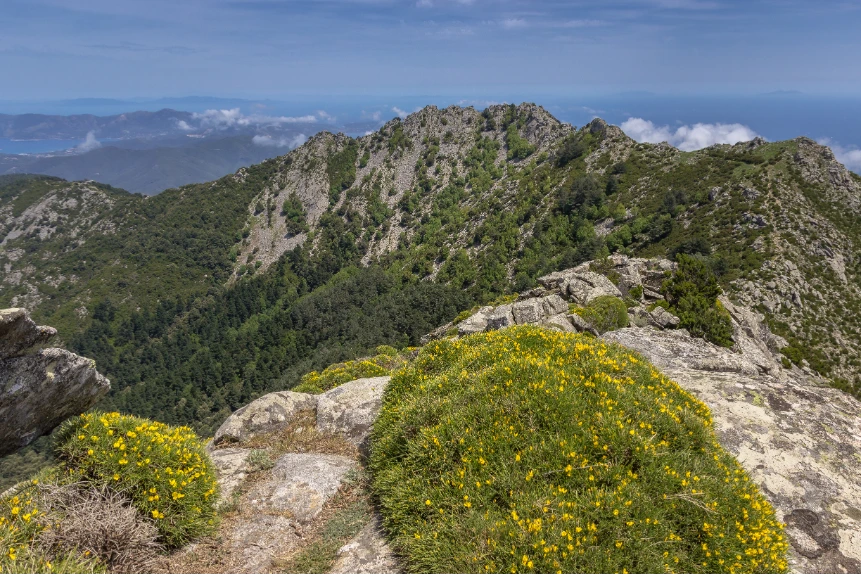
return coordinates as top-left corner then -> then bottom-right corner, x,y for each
0,308 -> 110,456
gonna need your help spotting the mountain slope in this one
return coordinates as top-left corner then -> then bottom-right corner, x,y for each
1,103 -> 858,434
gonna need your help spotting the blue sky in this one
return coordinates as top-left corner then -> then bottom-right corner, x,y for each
1,0 -> 859,99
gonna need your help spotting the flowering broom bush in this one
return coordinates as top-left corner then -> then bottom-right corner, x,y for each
369,326 -> 788,573
55,412 -> 219,548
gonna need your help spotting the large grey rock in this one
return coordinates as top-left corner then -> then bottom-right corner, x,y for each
540,313 -> 575,333
485,304 -> 515,330
214,390 -> 316,444
648,306 -> 680,329
457,306 -> 493,336
540,294 -> 569,316
604,326 -> 761,376
0,308 -> 57,359
209,447 -> 252,497
564,271 -> 622,304
331,515 -> 400,574
602,327 -> 861,573
245,453 -> 355,524
317,376 -> 390,451
512,298 -> 544,324
1,346 -> 110,456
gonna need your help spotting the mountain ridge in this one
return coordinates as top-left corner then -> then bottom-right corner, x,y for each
0,102 -> 858,429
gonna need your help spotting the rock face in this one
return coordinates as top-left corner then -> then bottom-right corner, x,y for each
0,308 -> 57,358
0,308 -> 110,456
317,376 -> 390,452
213,390 -> 316,444
245,453 -> 355,524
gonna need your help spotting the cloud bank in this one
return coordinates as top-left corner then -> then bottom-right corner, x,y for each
192,108 -> 317,129
392,106 -> 409,119
251,134 -> 308,148
73,130 -> 101,153
620,118 -> 760,151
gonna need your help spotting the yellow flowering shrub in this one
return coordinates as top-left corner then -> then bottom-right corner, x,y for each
370,326 -> 788,573
55,412 -> 219,548
294,345 -> 410,394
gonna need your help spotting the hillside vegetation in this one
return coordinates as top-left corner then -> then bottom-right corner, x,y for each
1,103 -> 858,486
370,326 -> 788,573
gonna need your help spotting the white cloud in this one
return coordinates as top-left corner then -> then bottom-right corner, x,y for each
501,18 -> 527,29
620,118 -> 761,151
175,119 -> 193,131
362,110 -> 383,122
251,134 -> 308,148
392,106 -> 409,119
817,138 -> 861,173
192,108 -> 317,129
317,110 -> 336,122
73,131 -> 101,153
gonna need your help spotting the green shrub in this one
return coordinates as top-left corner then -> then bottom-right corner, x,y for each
628,284 -> 644,300
294,350 -> 409,394
370,326 -> 788,574
572,295 -> 629,334
55,412 -> 219,548
662,254 -> 734,347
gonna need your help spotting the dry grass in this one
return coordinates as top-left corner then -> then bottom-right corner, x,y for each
34,482 -> 163,573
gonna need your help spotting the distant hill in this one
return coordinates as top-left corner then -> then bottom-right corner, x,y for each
0,136 -> 294,194
0,108 -> 194,140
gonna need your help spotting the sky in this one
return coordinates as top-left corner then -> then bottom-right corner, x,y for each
1,0 -> 859,99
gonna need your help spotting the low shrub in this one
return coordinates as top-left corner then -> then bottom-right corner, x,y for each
572,296 -> 629,334
370,326 -> 788,573
55,412 -> 219,548
294,348 -> 410,394
662,254 -> 734,347
34,483 -> 162,572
